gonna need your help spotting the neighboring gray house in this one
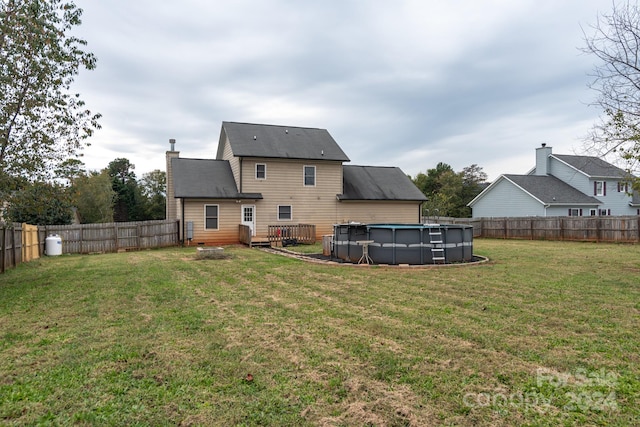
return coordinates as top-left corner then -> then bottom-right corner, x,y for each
468,144 -> 640,218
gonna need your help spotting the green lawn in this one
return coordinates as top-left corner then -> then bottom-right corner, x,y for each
0,240 -> 638,426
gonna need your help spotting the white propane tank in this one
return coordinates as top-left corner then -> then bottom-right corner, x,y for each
45,234 -> 62,256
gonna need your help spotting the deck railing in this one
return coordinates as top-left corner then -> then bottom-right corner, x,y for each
267,224 -> 316,245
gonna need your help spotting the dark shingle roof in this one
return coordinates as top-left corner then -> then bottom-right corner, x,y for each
339,166 -> 427,201
218,122 -> 350,162
172,158 -> 262,199
552,155 -> 628,178
504,174 -> 601,205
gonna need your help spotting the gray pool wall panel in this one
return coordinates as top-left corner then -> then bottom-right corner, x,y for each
332,223 -> 473,265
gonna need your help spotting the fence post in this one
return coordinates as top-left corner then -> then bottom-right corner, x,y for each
1,225 -> 5,273
11,223 -> 17,268
114,223 -> 119,252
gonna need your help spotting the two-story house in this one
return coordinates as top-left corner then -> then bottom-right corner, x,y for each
166,122 -> 427,245
468,144 -> 640,218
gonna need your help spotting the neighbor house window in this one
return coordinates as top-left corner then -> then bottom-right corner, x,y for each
598,209 -> 611,216
278,205 -> 292,221
568,209 -> 582,217
594,181 -> 606,196
590,209 -> 597,216
256,163 -> 266,180
617,182 -> 628,193
204,204 -> 219,230
304,165 -> 316,186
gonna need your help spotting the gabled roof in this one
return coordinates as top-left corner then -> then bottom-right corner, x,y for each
469,174 -> 601,207
218,122 -> 351,162
338,165 -> 427,201
172,158 -> 262,199
503,174 -> 601,205
552,154 -> 629,178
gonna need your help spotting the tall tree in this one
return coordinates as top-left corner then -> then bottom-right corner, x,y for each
139,169 -> 166,220
107,158 -> 140,222
582,1 -> 640,187
0,0 -> 100,184
72,170 -> 115,223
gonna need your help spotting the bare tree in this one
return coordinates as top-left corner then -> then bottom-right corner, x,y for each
582,1 -> 640,184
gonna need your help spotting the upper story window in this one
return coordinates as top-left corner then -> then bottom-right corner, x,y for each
304,165 -> 316,186
594,181 -> 606,197
255,163 -> 266,180
617,182 -> 629,193
204,204 -> 219,230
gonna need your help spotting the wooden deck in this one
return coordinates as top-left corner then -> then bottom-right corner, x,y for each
249,237 -> 272,248
240,224 -> 316,248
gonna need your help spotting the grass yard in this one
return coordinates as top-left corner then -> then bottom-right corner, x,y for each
0,239 -> 638,426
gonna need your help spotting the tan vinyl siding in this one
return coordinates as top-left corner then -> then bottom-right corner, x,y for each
182,199 -> 241,245
220,136 -> 241,187
338,201 -> 421,224
240,158 -> 343,238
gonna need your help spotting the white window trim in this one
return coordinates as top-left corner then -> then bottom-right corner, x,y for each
303,165 -> 316,187
255,163 -> 266,180
277,205 -> 293,221
204,204 -> 219,231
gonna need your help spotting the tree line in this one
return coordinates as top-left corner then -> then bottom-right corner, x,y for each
2,158 -> 166,225
410,163 -> 487,218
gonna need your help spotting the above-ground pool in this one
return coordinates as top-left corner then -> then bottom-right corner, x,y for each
332,223 -> 473,265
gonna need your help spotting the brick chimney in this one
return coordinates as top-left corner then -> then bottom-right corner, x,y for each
166,139 -> 179,221
535,143 -> 552,176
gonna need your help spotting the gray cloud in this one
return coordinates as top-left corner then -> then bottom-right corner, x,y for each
72,0 -> 609,181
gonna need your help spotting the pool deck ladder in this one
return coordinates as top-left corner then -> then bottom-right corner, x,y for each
428,227 -> 446,264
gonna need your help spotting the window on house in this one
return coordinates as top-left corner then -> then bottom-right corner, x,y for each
278,205 -> 292,221
568,209 -> 582,217
204,204 -> 219,230
304,165 -> 316,186
594,181 -> 606,196
617,182 -> 628,193
590,209 -> 597,216
598,209 -> 611,216
256,163 -> 266,180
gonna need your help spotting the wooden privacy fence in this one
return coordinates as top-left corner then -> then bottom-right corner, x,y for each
1,223 -> 22,273
22,223 -> 39,263
458,215 -> 640,242
39,219 -> 180,255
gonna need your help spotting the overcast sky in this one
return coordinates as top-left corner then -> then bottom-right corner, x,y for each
71,0 -> 612,181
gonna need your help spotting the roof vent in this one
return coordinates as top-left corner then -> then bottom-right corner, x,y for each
253,135 -> 257,140
169,138 -> 176,151
285,129 -> 288,134
541,143 -> 546,147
